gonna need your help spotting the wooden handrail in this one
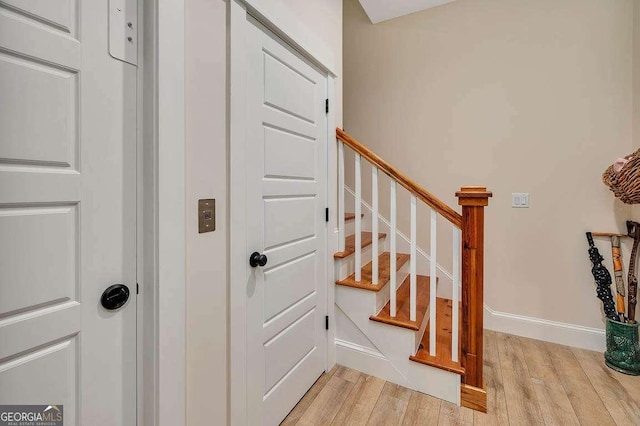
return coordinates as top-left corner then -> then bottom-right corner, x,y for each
337,128 -> 463,228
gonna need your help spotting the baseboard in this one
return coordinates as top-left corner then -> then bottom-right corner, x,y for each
335,338 -> 408,385
484,305 -> 606,352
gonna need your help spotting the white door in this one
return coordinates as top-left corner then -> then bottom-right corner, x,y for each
245,17 -> 328,426
0,2 -> 137,425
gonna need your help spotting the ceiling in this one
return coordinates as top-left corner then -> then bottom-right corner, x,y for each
358,0 -> 457,24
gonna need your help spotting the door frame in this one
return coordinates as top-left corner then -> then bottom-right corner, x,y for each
228,0 -> 338,423
139,0 -> 187,424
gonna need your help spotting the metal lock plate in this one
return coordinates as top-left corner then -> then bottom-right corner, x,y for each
198,199 -> 215,233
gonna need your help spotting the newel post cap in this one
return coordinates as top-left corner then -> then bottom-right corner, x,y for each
456,186 -> 493,207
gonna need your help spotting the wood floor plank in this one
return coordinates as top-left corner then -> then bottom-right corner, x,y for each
606,358 -> 640,409
281,367 -> 338,426
331,374 -> 385,426
474,330 -> 509,426
335,365 -> 362,384
571,346 -> 640,425
401,392 -> 441,426
437,401 -> 473,426
366,382 -> 413,426
495,333 -> 544,426
544,342 -> 616,426
283,333 -> 634,426
296,372 -> 356,426
518,336 -> 580,426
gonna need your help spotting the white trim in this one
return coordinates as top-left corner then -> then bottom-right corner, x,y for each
240,0 -> 337,75
335,338 -> 460,405
157,0 -> 186,424
229,2 -> 249,424
326,76 -> 338,371
335,339 -> 408,385
138,0 -> 159,424
484,306 -> 606,352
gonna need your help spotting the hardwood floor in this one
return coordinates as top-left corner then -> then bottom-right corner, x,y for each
282,330 -> 640,425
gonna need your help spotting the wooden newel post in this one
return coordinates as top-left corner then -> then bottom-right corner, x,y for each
456,186 -> 492,411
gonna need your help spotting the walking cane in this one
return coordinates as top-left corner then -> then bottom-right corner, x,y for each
626,221 -> 640,323
610,236 -> 627,322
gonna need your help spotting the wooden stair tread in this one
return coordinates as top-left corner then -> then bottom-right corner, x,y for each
369,275 -> 432,331
333,232 -> 386,259
344,212 -> 364,221
409,297 -> 464,375
336,252 -> 409,291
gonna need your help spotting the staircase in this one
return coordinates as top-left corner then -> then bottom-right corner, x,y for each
334,129 -> 491,412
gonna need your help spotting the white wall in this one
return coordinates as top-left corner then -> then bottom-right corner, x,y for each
185,0 -> 227,424
343,0 -> 637,337
185,1 -> 342,424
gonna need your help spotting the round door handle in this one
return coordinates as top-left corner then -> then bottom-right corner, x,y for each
249,252 -> 268,268
101,284 -> 130,310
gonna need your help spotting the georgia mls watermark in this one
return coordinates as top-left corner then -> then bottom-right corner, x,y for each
0,405 -> 63,426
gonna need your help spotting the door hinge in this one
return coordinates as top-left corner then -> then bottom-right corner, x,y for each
325,207 -> 329,222
136,283 -> 139,294
325,98 -> 329,114
325,315 -> 329,330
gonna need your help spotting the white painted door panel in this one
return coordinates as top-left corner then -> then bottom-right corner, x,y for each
245,16 -> 328,426
0,1 -> 136,424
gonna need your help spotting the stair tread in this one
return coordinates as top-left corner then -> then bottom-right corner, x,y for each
344,212 -> 364,221
336,252 -> 410,291
410,297 -> 464,375
334,232 -> 386,259
369,275 -> 432,331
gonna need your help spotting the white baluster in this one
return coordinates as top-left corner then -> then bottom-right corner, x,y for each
355,154 -> 362,281
338,142 -> 345,252
372,167 -> 379,285
429,208 -> 437,356
390,181 -> 397,317
410,195 -> 417,322
452,227 -> 461,362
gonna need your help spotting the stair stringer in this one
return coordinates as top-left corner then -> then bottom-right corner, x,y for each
335,284 -> 461,404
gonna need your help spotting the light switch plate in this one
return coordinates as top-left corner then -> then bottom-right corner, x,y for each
512,193 -> 529,208
198,199 -> 215,233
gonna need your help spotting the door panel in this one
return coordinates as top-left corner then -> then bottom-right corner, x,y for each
0,207 -> 75,315
245,16 -> 328,426
0,1 -> 136,424
0,0 -> 75,33
263,252 -> 316,322
0,341 -> 76,421
0,54 -> 75,165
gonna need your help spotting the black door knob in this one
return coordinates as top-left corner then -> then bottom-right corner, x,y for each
249,252 -> 268,267
101,284 -> 130,310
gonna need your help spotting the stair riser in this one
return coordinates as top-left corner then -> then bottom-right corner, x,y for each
334,237 -> 388,280
344,213 -> 371,235
375,265 -> 409,314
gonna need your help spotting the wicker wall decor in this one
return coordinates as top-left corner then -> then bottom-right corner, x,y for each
603,149 -> 640,204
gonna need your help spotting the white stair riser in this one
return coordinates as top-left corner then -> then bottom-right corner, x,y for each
334,236 -> 388,280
